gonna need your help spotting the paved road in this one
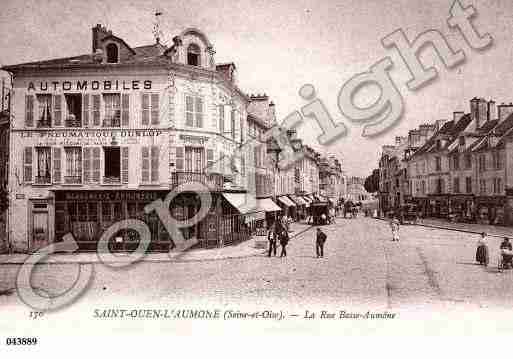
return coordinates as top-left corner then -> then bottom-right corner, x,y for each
3,217 -> 513,334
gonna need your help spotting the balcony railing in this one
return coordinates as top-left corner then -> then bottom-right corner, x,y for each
65,116 -> 82,128
34,175 -> 51,184
171,172 -> 224,191
103,176 -> 121,184
64,175 -> 82,184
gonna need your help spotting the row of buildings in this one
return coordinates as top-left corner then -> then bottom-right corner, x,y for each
377,97 -> 513,226
0,24 -> 347,253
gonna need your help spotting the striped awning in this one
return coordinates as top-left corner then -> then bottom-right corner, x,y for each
290,195 -> 307,206
222,192 -> 265,221
278,196 -> 296,207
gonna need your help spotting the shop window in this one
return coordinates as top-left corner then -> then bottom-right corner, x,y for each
187,43 -> 201,66
65,147 -> 82,184
103,93 -> 121,127
104,147 -> 121,183
106,43 -> 119,63
65,94 -> 82,127
35,147 -> 51,184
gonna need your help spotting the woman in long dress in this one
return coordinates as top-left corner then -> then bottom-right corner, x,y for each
476,232 -> 489,266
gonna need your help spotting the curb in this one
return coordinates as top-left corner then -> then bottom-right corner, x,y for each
0,224 -> 316,266
374,217 -> 512,239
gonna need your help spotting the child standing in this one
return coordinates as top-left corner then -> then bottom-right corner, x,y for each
390,217 -> 400,242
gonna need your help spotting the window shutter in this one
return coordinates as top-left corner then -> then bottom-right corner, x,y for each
92,147 -> 101,182
121,94 -> 130,127
207,149 -> 214,172
231,109 -> 235,139
151,146 -> 159,182
175,147 -> 184,171
83,148 -> 91,182
83,94 -> 89,127
141,93 -> 149,125
141,147 -> 150,182
185,96 -> 194,126
53,95 -> 62,126
121,147 -> 129,184
23,147 -> 33,182
219,105 -> 225,134
92,95 -> 101,126
53,147 -> 62,183
195,97 -> 203,127
150,94 -> 159,125
25,95 -> 34,127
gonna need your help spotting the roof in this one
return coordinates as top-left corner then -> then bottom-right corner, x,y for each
2,43 -> 169,70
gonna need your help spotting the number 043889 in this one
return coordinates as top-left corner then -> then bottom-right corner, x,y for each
5,337 -> 38,345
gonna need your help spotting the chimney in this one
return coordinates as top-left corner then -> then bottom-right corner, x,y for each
436,119 -> 448,131
477,98 -> 487,128
248,94 -> 271,126
488,100 -> 496,122
92,24 -> 111,53
453,111 -> 464,123
498,103 -> 513,123
268,101 -> 276,127
470,97 -> 479,127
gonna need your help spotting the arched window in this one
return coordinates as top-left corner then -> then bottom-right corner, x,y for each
187,44 -> 201,66
106,43 -> 119,63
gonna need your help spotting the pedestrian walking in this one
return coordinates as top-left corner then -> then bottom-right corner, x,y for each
330,207 -> 337,224
390,217 -> 400,242
267,223 -> 277,257
316,227 -> 327,258
475,232 -> 489,266
279,229 -> 289,257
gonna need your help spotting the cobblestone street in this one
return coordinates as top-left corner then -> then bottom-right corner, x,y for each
3,216 -> 513,334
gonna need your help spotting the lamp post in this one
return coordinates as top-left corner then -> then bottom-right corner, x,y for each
266,136 -> 282,224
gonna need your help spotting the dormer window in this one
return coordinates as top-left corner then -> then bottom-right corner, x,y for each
187,44 -> 201,66
106,43 -> 119,63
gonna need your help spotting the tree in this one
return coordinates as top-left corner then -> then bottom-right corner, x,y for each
364,169 -> 379,193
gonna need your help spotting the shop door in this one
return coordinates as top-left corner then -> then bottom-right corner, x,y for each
31,203 -> 50,252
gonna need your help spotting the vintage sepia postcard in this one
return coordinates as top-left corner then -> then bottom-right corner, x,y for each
0,0 -> 512,353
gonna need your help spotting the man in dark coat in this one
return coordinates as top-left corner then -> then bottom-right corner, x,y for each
316,228 -> 327,258
279,229 -> 289,257
267,223 -> 277,257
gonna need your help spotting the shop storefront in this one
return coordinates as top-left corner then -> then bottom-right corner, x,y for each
289,195 -> 307,221
277,195 -> 296,219
428,195 -> 449,218
475,196 -> 506,225
448,194 -> 475,222
54,190 -> 172,252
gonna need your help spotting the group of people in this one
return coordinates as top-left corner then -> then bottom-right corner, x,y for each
476,233 -> 513,269
267,219 -> 328,259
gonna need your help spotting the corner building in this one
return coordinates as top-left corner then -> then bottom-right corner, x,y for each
4,25 -> 251,252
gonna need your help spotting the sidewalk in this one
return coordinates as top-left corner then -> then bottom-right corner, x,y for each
378,216 -> 513,239
0,221 -> 315,265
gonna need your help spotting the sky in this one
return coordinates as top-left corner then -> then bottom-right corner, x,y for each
1,0 -> 512,177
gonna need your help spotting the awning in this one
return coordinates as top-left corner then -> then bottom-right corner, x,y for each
327,197 -> 335,204
278,196 -> 296,207
256,198 -> 282,212
222,192 -> 265,220
290,195 -> 307,206
302,196 -> 312,207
